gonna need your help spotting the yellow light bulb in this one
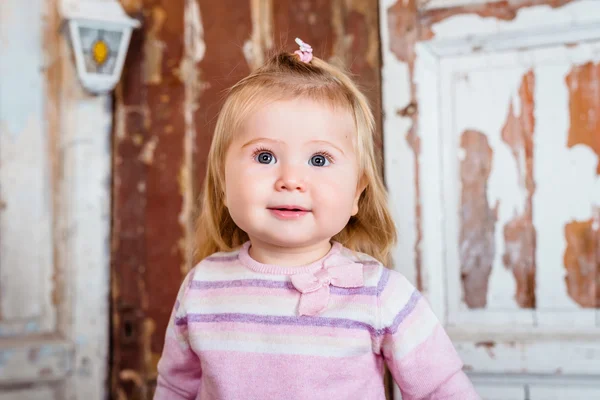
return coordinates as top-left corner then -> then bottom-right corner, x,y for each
92,40 -> 110,65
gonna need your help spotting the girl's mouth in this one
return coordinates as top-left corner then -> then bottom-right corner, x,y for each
267,206 -> 310,219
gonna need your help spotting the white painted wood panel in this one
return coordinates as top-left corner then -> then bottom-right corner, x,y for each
0,0 -> 111,398
415,0 -> 600,332
0,337 -> 72,384
473,384 -> 525,400
530,385 -> 600,399
379,0 -> 419,287
434,41 -> 600,328
454,335 -> 600,375
0,386 -> 57,400
381,0 -> 600,397
58,67 -> 112,400
0,0 -> 55,336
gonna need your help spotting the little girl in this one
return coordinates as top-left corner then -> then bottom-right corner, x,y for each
154,38 -> 479,400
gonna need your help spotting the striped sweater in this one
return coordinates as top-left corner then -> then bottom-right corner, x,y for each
155,241 -> 479,400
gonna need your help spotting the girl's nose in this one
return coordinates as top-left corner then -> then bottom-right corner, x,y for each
274,165 -> 306,192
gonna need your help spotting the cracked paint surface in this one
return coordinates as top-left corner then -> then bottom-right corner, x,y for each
566,62 -> 600,174
460,130 -> 497,308
563,61 -> 600,308
501,70 -> 537,309
564,217 -> 600,308
387,0 -> 422,289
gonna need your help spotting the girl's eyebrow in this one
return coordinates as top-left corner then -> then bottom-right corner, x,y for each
241,138 -> 345,155
309,140 -> 345,155
241,138 -> 283,149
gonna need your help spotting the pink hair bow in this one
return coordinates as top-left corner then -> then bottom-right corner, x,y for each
294,37 -> 313,63
291,261 -> 364,316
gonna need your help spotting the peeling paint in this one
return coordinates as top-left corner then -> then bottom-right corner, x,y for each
143,6 -> 167,85
460,130 -> 498,308
139,136 -> 158,165
180,1 -> 203,279
387,0 -> 418,64
406,125 -> 423,291
387,0 -> 422,288
119,369 -> 144,387
179,0 -> 205,85
475,340 -> 496,358
247,0 -> 273,70
501,70 -> 536,309
420,0 -> 578,39
566,62 -> 600,174
142,317 -> 159,382
563,214 -> 599,308
179,159 -> 194,276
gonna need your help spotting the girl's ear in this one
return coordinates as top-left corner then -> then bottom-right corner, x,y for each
351,177 -> 367,216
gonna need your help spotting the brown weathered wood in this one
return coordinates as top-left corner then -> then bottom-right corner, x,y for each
112,1 -> 187,398
343,0 -> 383,166
193,0 -> 253,197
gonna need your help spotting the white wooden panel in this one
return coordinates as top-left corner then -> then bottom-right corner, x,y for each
428,0 -> 600,44
413,44 -> 446,322
0,0 -> 110,398
0,0 -> 55,334
379,0 -> 418,287
0,386 -> 57,400
473,384 -> 525,400
436,41 -> 600,328
0,337 -> 72,384
58,76 -> 112,399
412,0 -> 600,377
530,386 -> 600,399
533,55 -> 600,324
455,336 -> 600,375
447,60 -> 535,321
417,8 -> 600,328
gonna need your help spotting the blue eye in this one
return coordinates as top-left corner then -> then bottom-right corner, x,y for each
255,151 -> 276,164
309,154 -> 330,167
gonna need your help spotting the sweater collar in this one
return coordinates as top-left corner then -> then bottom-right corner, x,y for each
238,241 -> 343,275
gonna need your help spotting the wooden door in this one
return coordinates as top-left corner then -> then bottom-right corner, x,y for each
381,0 -> 600,398
0,0 -> 110,398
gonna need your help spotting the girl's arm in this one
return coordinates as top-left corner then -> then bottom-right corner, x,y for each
154,269 -> 202,400
378,270 -> 480,400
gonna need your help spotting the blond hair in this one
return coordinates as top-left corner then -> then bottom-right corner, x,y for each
195,52 -> 397,265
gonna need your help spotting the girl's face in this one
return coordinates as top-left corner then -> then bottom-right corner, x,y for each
223,98 -> 364,253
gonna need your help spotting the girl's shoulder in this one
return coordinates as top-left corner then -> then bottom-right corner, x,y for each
337,245 -> 416,296
337,246 -> 393,290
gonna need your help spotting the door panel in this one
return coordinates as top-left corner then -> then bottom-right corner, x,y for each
0,0 -> 110,398
0,0 -> 55,336
413,0 -> 600,365
0,387 -> 57,400
382,0 -> 600,397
